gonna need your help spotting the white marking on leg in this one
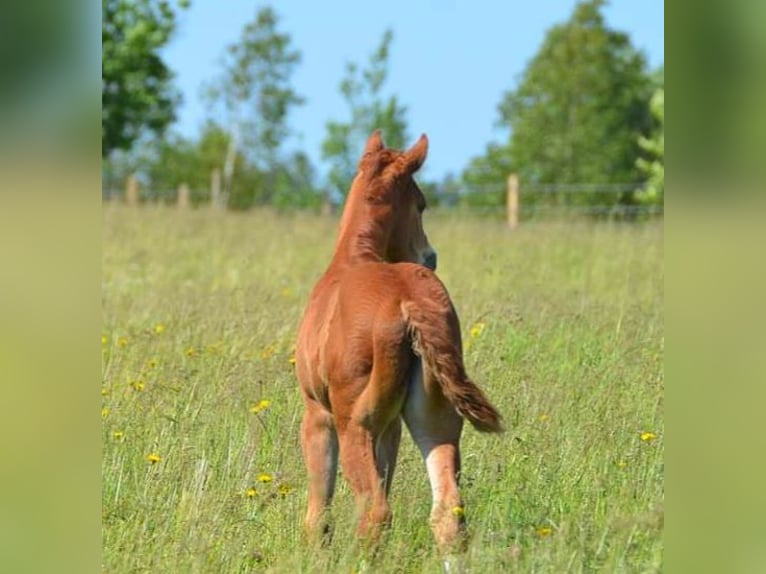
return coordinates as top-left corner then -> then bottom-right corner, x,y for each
442,555 -> 462,573
425,449 -> 444,506
404,360 -> 442,507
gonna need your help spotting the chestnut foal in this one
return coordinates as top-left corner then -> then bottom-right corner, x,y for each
295,131 -> 503,553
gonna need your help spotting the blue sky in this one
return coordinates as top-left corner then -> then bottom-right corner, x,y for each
164,0 -> 664,181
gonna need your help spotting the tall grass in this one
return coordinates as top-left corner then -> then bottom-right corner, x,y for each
102,206 -> 663,573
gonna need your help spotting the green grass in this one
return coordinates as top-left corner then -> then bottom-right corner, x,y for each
102,206 -> 663,573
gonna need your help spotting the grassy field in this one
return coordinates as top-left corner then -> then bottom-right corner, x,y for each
102,206 -> 663,573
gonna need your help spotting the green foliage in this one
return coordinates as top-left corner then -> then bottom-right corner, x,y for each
102,208 -> 663,572
636,87 -> 664,204
501,0 -> 651,186
205,7 -> 303,173
144,134 -> 199,197
102,0 -> 189,157
199,7 -> 307,210
104,119 -> 323,210
106,2 -> 321,212
322,30 -> 409,199
460,144 -> 514,209
220,149 -> 321,211
463,0 -> 653,210
268,152 -> 323,210
145,122 -> 258,206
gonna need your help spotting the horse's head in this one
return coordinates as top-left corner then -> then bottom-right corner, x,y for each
345,130 -> 437,270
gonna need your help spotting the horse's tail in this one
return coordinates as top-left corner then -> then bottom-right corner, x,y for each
401,288 -> 504,434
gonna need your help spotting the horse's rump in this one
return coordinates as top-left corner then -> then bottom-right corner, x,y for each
321,262 -> 504,433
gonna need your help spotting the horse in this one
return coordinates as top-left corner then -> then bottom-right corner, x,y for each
295,130 -> 503,554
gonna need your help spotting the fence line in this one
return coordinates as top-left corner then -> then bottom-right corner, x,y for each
517,182 -> 643,194
103,172 -> 663,224
450,181 -> 643,195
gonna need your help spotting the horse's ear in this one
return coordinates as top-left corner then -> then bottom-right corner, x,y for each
403,134 -> 428,173
363,129 -> 385,156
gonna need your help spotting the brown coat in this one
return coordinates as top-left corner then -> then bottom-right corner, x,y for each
295,131 -> 502,553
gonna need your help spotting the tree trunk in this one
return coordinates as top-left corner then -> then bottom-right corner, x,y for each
221,123 -> 240,209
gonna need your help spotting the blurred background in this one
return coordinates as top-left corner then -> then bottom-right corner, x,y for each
12,0 -> 766,570
102,0 -> 664,221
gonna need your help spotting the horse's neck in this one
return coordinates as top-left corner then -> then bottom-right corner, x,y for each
330,203 -> 386,268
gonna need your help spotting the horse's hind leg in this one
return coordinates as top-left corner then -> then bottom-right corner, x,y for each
336,413 -> 402,546
301,396 -> 339,545
335,362 -> 405,546
376,417 -> 402,497
402,361 -> 466,554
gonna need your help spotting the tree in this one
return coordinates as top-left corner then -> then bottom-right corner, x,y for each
143,133 -> 198,200
269,152 -> 322,210
205,7 -> 303,207
143,122 -> 262,206
322,29 -> 409,200
636,85 -> 664,204
127,121 -> 322,209
464,0 -> 652,210
139,122 -> 229,203
460,144 -> 515,209
102,0 -> 189,157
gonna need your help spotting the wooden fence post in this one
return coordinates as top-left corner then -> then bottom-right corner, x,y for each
507,173 -> 519,229
177,183 -> 190,209
126,174 -> 139,206
210,168 -> 222,209
320,193 -> 333,216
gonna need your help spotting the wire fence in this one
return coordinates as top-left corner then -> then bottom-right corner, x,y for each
103,175 -> 663,222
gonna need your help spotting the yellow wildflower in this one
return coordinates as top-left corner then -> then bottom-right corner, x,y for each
251,399 -> 271,414
538,413 -> 549,422
146,453 -> 161,464
278,484 -> 294,497
131,380 -> 145,391
640,431 -> 657,442
117,336 -> 128,348
616,460 -> 628,469
280,288 -> 293,298
469,322 -> 485,339
154,323 -> 165,335
101,335 -> 108,345
101,407 -> 110,419
147,358 -> 158,369
536,526 -> 553,537
185,347 -> 197,357
113,431 -> 124,440
257,473 -> 273,484
246,487 -> 258,498
261,344 -> 277,360
288,354 -> 296,365
451,506 -> 465,517
101,387 -> 109,396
